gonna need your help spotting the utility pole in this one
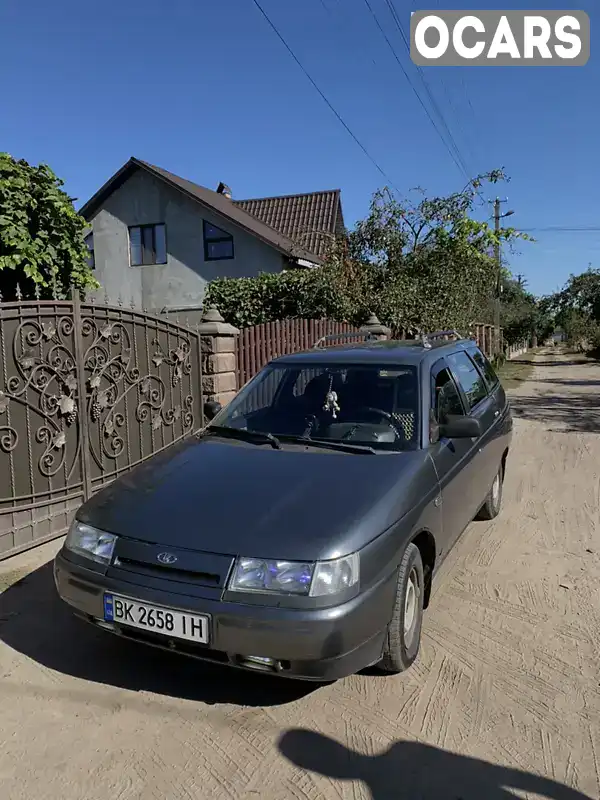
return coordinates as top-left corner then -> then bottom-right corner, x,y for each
491,198 -> 514,356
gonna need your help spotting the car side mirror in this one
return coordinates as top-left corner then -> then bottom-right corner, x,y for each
439,415 -> 482,439
204,400 -> 222,421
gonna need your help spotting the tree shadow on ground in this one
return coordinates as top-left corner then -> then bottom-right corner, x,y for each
278,728 -> 594,799
0,562 -> 318,707
527,359 -> 590,368
510,392 -> 600,434
529,379 -> 600,387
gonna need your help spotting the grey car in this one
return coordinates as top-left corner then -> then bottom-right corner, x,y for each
54,331 -> 513,681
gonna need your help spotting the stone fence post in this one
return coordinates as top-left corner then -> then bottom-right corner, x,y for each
360,313 -> 391,341
197,307 -> 239,407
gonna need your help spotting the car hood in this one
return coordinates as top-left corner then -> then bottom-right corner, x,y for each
78,435 -> 431,561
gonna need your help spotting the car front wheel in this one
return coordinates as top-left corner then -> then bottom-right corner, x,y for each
377,542 -> 424,674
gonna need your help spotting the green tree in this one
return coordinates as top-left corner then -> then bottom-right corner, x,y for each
206,171 -> 532,338
342,171 -> 529,336
495,277 -> 553,345
545,267 -> 600,349
553,267 -> 600,320
0,153 -> 98,299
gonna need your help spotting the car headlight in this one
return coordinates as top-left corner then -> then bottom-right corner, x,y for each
64,520 -> 117,565
228,553 -> 359,597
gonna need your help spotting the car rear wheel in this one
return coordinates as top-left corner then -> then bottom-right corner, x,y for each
476,463 -> 504,520
377,542 -> 424,674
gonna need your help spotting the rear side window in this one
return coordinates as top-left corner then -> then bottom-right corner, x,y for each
469,348 -> 499,390
447,351 -> 488,411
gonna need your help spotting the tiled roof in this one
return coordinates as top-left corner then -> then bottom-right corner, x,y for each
79,159 -> 324,265
234,190 -> 344,257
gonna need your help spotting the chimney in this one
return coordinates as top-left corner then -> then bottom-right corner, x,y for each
216,182 -> 232,199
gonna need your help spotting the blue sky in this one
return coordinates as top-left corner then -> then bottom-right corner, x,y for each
0,0 -> 596,296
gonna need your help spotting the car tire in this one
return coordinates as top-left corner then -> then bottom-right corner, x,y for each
476,463 -> 504,521
377,542 -> 424,675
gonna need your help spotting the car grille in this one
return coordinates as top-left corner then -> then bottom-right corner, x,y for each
110,538 -> 234,589
113,556 -> 220,585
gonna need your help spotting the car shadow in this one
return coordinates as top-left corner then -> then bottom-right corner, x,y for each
0,561 -> 319,707
278,728 -> 594,799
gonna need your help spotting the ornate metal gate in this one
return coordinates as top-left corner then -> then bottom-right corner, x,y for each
0,294 -> 203,560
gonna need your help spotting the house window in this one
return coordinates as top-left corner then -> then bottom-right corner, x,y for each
129,224 -> 167,266
84,233 -> 95,270
203,220 -> 234,261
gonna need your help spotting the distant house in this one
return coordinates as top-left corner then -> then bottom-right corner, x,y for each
80,157 -> 345,313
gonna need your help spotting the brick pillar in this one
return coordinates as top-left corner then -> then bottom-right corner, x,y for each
360,313 -> 391,341
198,307 -> 240,407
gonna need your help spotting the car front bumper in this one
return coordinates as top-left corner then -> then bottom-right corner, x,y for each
53,549 -> 396,681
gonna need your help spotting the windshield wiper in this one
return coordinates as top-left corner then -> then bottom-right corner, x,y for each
277,434 -> 376,455
204,425 -> 282,450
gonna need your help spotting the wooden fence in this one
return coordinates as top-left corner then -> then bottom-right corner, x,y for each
236,319 -> 505,386
236,319 -> 361,386
472,323 -> 501,360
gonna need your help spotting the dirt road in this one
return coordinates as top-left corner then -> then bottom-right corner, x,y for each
1,350 -> 599,799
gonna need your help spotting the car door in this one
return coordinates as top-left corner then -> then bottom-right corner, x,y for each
445,349 -> 497,512
427,358 -> 481,556
467,345 -> 510,481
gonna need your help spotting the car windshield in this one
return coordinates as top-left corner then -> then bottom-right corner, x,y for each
209,362 -> 420,451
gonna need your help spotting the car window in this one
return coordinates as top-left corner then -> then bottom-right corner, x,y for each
433,368 -> 464,424
292,367 -> 331,397
229,367 -> 285,419
468,347 -> 499,390
213,362 -> 420,451
446,351 -> 488,411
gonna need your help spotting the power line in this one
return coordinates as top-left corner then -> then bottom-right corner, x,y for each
435,74 -> 478,166
520,226 -> 600,233
361,0 -> 470,181
251,0 -> 401,192
383,0 -> 473,180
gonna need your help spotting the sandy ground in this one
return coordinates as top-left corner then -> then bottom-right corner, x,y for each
1,349 -> 599,800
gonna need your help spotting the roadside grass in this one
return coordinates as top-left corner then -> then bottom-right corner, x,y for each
497,349 -> 540,389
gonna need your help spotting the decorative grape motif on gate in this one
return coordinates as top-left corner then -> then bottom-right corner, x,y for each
0,292 -> 203,559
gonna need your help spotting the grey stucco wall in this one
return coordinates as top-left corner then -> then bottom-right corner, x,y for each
87,168 -> 286,309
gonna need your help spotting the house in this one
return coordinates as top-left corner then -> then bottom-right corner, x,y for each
80,157 -> 345,313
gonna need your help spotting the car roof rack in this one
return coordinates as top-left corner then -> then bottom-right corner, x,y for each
311,331 -> 378,349
427,329 -> 463,341
426,329 -> 465,346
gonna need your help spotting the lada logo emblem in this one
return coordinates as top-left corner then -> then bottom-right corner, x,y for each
157,552 -> 177,565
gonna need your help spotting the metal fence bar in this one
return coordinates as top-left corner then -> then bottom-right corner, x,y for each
72,290 -> 92,500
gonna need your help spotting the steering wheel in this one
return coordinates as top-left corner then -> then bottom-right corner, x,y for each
345,407 -> 406,440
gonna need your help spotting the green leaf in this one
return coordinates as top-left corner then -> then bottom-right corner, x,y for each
0,153 -> 96,298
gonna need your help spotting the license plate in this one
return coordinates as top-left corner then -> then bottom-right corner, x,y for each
103,594 -> 209,644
